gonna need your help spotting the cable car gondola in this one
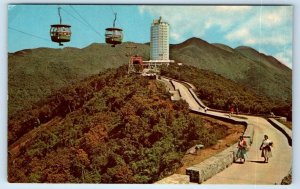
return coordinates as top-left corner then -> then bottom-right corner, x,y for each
50,7 -> 71,46
105,13 -> 123,47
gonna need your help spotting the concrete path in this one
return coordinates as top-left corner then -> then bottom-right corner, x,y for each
204,116 -> 292,184
171,80 -> 292,184
172,80 -> 203,110
159,77 -> 175,91
158,77 -> 180,100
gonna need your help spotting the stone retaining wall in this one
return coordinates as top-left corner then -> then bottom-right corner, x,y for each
190,109 -> 248,127
170,90 -> 180,101
267,118 -> 292,184
170,80 -> 182,98
186,144 -> 237,183
188,88 -> 207,109
268,118 -> 292,146
157,77 -> 181,101
185,122 -> 254,184
155,174 -> 190,184
157,76 -> 290,184
243,123 -> 254,145
184,80 -> 253,183
159,76 -> 253,184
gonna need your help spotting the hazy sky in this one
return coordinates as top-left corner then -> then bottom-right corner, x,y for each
8,4 -> 293,68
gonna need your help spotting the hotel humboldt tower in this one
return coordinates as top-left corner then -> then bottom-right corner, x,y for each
136,16 -> 173,75
150,16 -> 171,62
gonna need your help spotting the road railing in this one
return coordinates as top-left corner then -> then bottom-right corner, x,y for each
268,118 -> 292,146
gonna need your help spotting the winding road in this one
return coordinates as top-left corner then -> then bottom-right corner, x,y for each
170,79 -> 292,184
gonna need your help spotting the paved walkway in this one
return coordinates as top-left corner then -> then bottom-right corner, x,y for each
172,80 -> 292,184
204,116 -> 292,184
172,80 -> 202,110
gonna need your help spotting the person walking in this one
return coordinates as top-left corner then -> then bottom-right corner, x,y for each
204,107 -> 208,113
229,106 -> 234,118
260,134 -> 273,163
236,135 -> 248,163
235,105 -> 239,115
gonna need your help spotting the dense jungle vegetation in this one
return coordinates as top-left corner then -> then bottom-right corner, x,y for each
8,65 -> 227,183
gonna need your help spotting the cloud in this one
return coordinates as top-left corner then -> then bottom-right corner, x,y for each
139,5 -> 253,42
226,28 -> 250,41
139,5 -> 293,68
170,32 -> 181,41
261,6 -> 292,27
215,6 -> 252,12
224,6 -> 293,67
226,6 -> 292,46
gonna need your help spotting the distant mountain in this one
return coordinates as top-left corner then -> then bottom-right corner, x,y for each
8,42 -> 150,116
8,37 -> 292,116
212,43 -> 235,53
170,37 -> 292,102
235,46 -> 290,72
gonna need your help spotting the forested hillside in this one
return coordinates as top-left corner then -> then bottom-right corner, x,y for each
9,65 -> 229,183
9,38 -> 292,118
161,64 -> 291,119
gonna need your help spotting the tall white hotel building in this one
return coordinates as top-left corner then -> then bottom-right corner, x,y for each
150,17 -> 173,63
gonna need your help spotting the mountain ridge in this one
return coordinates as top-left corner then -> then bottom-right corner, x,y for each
8,37 -> 291,116
170,37 -> 292,102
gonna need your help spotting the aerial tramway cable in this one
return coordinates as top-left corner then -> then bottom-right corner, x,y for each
61,7 -> 92,31
8,26 -> 50,42
69,5 -> 104,39
10,5 -> 129,51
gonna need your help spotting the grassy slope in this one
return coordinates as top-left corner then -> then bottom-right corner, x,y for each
8,42 -> 150,116
235,46 -> 292,102
170,37 -> 292,103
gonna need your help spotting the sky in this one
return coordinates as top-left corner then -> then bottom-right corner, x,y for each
8,4 -> 293,68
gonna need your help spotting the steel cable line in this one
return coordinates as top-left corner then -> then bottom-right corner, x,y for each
62,5 -> 127,56
69,5 -> 104,39
67,5 -> 127,55
109,5 -> 146,58
60,7 -> 91,30
8,26 -> 50,42
109,5 -> 139,57
110,5 -> 123,28
64,5 -> 128,56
